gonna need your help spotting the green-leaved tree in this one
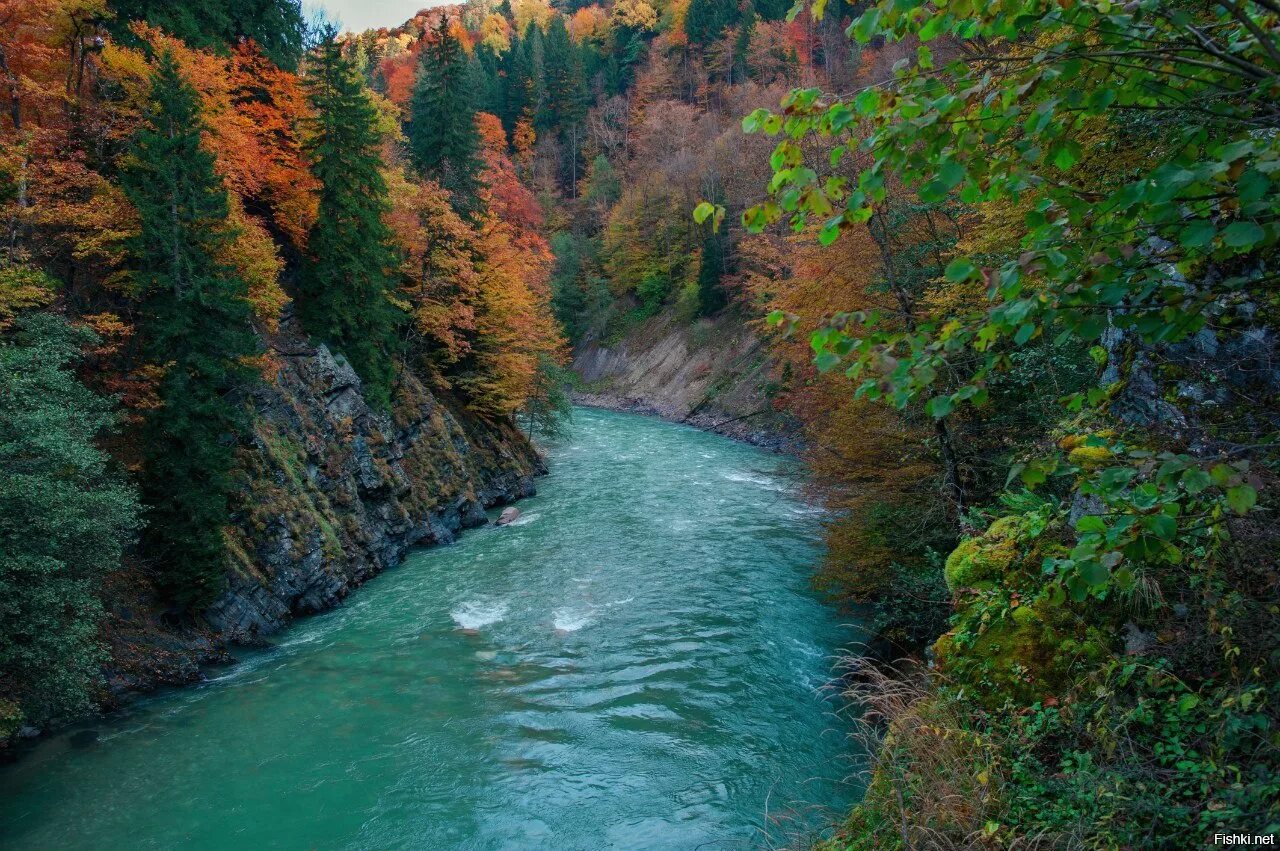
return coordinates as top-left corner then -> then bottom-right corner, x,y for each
0,310 -> 139,733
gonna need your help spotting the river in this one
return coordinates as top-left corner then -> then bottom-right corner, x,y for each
0,407 -> 858,850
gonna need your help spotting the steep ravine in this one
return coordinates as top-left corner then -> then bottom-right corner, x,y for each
572,311 -> 803,453
96,313 -> 544,711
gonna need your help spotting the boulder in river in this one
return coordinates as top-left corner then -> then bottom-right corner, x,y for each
496,507 -> 521,526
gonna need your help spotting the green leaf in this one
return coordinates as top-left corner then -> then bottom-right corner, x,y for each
1222,221 -> 1264,248
1052,144 -> 1077,171
1076,515 -> 1106,534
1181,468 -> 1210,495
944,258 -> 976,281
925,395 -> 954,418
1178,220 -> 1216,249
854,88 -> 880,116
1226,484 -> 1257,515
1078,559 -> 1110,587
815,351 -> 841,372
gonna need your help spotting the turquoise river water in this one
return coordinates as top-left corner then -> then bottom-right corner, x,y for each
0,407 -> 858,850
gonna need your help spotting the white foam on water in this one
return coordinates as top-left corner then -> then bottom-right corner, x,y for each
721,470 -> 790,492
451,600 -> 510,630
552,609 -> 592,632
604,596 -> 634,608
508,512 -> 539,527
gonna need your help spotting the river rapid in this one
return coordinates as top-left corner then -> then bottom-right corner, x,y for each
0,407 -> 858,850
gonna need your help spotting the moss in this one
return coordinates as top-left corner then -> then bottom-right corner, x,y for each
943,515 -> 1029,591
1068,444 -> 1114,469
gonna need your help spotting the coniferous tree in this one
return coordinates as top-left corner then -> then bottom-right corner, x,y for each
409,20 -> 485,220
298,32 -> 404,410
696,225 -> 729,316
685,0 -> 740,47
543,14 -> 589,191
109,0 -> 306,69
543,15 -> 586,132
523,21 -> 548,122
501,31 -> 533,136
120,54 -> 258,610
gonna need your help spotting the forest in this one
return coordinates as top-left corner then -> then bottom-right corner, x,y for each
2,0 -> 1278,847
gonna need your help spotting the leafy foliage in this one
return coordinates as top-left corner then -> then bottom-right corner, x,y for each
734,0 -> 1280,845
0,312 -> 138,730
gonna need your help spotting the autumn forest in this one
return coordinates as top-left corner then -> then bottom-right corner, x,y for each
2,0 -> 1279,847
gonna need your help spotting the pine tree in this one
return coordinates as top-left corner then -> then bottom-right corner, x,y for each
408,20 -> 485,220
120,54 -> 257,610
543,14 -> 589,192
685,0 -> 740,47
109,0 -> 306,70
500,31 -> 532,136
542,15 -> 586,132
299,32 -> 404,409
696,224 -> 729,316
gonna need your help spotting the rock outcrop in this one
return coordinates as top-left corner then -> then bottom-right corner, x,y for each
101,315 -> 543,705
572,311 -> 802,452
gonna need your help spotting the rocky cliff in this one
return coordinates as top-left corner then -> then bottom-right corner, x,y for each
572,311 -> 802,452
99,315 -> 543,705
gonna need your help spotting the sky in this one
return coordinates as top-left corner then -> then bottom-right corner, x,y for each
304,0 -> 446,33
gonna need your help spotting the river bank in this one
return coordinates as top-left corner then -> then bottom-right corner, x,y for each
4,314 -> 545,749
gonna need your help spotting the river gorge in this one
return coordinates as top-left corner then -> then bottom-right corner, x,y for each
0,408 -> 858,850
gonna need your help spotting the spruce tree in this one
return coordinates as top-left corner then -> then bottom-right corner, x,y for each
543,15 -> 586,132
120,54 -> 257,610
408,20 -> 485,220
500,31 -> 532,136
685,0 -> 740,47
109,0 -> 305,70
299,32 -> 403,409
696,225 -> 729,316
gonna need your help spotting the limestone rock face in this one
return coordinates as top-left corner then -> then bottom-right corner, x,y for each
571,311 -> 802,452
496,507 -> 521,526
103,316 -> 543,703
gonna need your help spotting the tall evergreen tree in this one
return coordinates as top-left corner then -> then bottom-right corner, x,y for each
409,20 -> 485,220
696,224 -> 729,316
298,32 -> 403,411
543,14 -> 590,191
542,15 -> 587,132
109,0 -> 306,70
685,0 -> 740,47
120,54 -> 258,610
500,31 -> 533,135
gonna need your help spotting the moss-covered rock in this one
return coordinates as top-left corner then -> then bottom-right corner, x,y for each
1067,444 -> 1114,470
943,515 -> 1030,591
935,515 -> 1113,705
